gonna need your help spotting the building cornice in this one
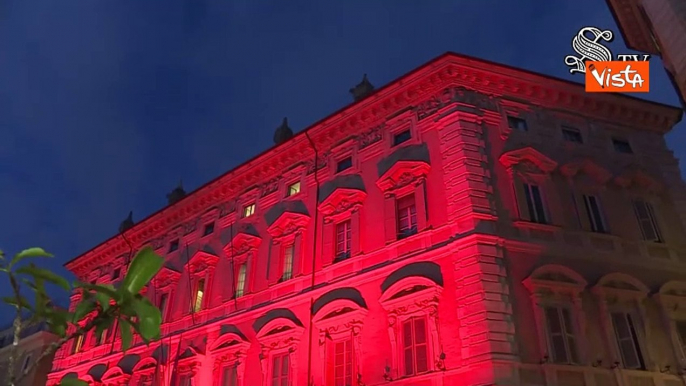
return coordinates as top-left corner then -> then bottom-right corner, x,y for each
65,52 -> 683,276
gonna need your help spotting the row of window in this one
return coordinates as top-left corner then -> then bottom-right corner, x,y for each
521,182 -> 663,243
507,115 -> 634,154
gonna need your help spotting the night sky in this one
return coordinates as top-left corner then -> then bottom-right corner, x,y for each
1,0 -> 684,324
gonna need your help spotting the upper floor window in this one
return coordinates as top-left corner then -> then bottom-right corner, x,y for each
612,138 -> 633,154
393,129 -> 412,147
287,181 -> 301,197
507,116 -> 528,132
222,364 -> 238,386
402,316 -> 429,376
397,194 -> 418,239
179,374 -> 192,386
281,244 -> 294,282
158,293 -> 169,321
243,203 -> 256,218
583,195 -> 607,233
611,311 -> 646,370
112,267 -> 121,280
336,157 -> 352,173
544,306 -> 579,364
169,239 -> 180,253
236,264 -> 247,298
562,127 -> 583,143
191,278 -> 205,313
523,184 -> 548,224
633,200 -> 662,242
333,339 -> 354,386
72,334 -> 84,354
271,353 -> 291,386
335,220 -> 352,262
203,222 -> 215,236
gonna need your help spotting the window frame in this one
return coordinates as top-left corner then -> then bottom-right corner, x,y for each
242,203 -> 256,218
632,199 -> 663,243
255,319 -> 304,386
522,183 -> 549,224
334,220 -> 352,262
286,181 -> 301,198
210,331 -> 251,386
582,194 -> 608,233
396,194 -> 418,240
561,126 -> 583,144
507,115 -> 528,132
612,137 -> 633,154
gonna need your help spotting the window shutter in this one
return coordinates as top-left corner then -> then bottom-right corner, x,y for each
414,181 -> 428,231
633,200 -> 661,242
351,210 -> 361,256
322,221 -> 334,266
384,195 -> 398,242
293,233 -> 303,277
611,312 -> 643,369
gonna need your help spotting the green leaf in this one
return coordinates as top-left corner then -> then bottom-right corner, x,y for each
11,247 -> 53,266
59,378 -> 88,386
133,298 -> 161,341
72,299 -> 95,323
120,247 -> 163,296
119,319 -> 133,352
17,264 -> 70,291
2,295 -> 33,310
95,291 -> 110,312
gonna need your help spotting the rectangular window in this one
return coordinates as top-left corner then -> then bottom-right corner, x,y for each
544,306 -> 579,364
243,203 -> 256,218
507,116 -> 528,131
271,353 -> 290,386
287,181 -> 301,197
333,339 -> 353,386
562,127 -> 583,143
73,334 -> 84,354
393,129 -> 412,146
282,244 -> 294,281
612,138 -> 633,154
523,184 -> 548,224
583,195 -> 607,233
222,364 -> 238,386
192,278 -> 205,313
336,157 -> 352,173
633,200 -> 662,242
179,374 -> 192,386
611,312 -> 645,369
203,222 -> 215,236
158,293 -> 169,320
402,317 -> 428,376
335,220 -> 352,262
169,239 -> 180,253
112,267 -> 121,280
236,264 -> 247,298
397,195 -> 418,239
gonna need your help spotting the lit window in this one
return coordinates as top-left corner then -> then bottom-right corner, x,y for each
335,220 -> 352,262
507,116 -> 528,131
282,245 -> 294,281
192,279 -> 205,313
203,222 -> 215,236
336,157 -> 352,173
73,334 -> 84,354
611,312 -> 645,369
393,129 -> 412,146
582,195 -> 607,233
287,181 -> 301,197
271,353 -> 290,386
158,293 -> 169,321
243,203 -> 256,218
544,306 -> 579,364
523,184 -> 548,224
633,200 -> 662,242
169,239 -> 179,253
402,317 -> 428,376
562,127 -> 583,143
236,264 -> 247,298
397,195 -> 417,239
222,364 -> 238,386
612,138 -> 633,154
333,339 -> 353,386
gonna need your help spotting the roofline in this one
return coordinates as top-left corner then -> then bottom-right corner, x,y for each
64,51 -> 683,268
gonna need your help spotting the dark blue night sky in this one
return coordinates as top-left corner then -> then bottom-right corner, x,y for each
1,0 -> 683,322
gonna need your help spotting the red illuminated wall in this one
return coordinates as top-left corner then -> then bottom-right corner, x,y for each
47,53 -> 684,386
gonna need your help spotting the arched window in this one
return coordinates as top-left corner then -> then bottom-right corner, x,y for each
253,310 -> 305,386
209,326 -> 251,386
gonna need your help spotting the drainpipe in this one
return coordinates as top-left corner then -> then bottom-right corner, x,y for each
305,132 -> 320,386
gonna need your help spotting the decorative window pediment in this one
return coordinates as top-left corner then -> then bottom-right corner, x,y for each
210,327 -> 251,386
186,248 -> 219,276
592,273 -> 649,302
265,200 -> 311,241
499,147 -> 557,182
154,266 -> 182,290
523,265 -> 587,298
376,144 -> 431,194
101,366 -> 129,385
558,158 -> 612,185
614,166 -> 663,193
129,358 -> 158,385
319,174 -> 367,223
176,345 -> 202,378
222,227 -> 262,257
379,265 -> 444,378
254,312 -> 305,386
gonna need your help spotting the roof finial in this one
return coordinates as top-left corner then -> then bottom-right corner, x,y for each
166,180 -> 187,205
349,74 -> 375,102
118,211 -> 134,234
273,116 -> 294,145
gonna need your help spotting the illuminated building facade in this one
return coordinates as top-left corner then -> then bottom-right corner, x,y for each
606,0 -> 686,106
47,53 -> 686,386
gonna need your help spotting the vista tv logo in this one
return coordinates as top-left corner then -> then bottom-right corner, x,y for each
564,27 -> 650,93
585,61 -> 649,93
